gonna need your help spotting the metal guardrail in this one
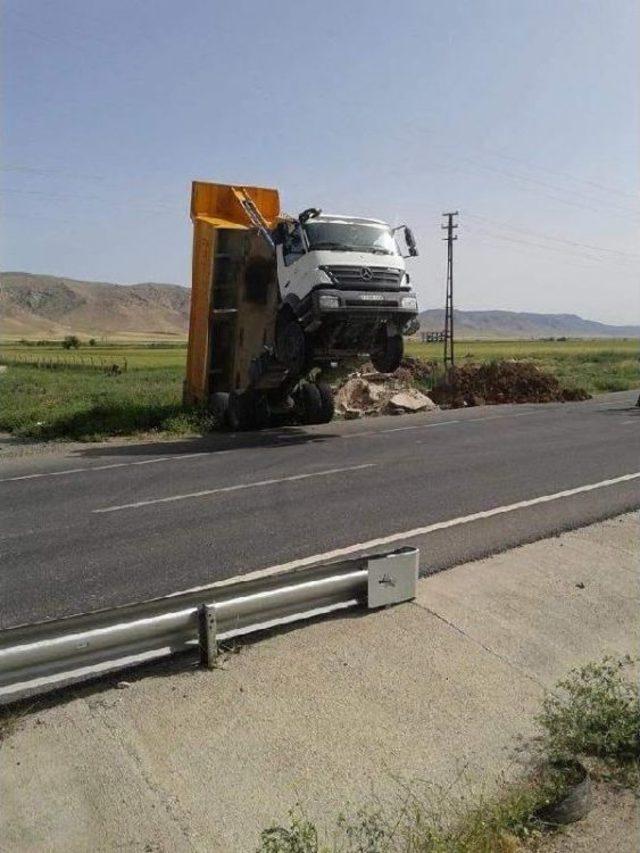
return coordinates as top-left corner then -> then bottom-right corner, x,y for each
0,547 -> 419,705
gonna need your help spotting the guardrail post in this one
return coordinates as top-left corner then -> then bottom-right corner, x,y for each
367,547 -> 419,609
198,603 -> 217,668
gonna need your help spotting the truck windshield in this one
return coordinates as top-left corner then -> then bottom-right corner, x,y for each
303,221 -> 398,255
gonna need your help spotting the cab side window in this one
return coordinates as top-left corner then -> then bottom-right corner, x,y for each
283,224 -> 305,266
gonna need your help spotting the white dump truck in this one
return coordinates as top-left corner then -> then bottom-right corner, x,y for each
272,208 -> 420,376
184,182 -> 421,430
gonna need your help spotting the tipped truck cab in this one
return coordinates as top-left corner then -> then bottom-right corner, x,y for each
274,210 -> 420,374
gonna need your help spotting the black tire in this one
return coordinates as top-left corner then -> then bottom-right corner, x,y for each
276,316 -> 309,378
297,382 -> 323,425
210,392 -> 229,426
252,393 -> 271,430
316,381 -> 335,424
226,390 -> 254,431
371,332 -> 403,373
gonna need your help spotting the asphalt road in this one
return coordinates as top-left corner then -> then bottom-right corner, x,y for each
1,390 -> 638,629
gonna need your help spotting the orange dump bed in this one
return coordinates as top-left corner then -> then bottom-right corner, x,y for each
190,180 -> 280,229
184,181 -> 281,406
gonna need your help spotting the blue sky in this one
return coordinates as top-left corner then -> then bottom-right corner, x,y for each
2,0 -> 638,323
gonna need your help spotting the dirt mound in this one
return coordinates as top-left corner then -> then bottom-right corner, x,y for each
334,371 -> 438,418
429,360 -> 591,407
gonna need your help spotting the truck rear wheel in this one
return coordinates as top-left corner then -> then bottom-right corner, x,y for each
296,382 -> 323,425
316,381 -> 335,424
226,390 -> 255,431
296,381 -> 334,425
252,393 -> 271,430
210,392 -> 230,426
371,332 -> 403,374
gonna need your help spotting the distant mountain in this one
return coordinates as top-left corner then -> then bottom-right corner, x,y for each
1,272 -> 190,338
418,309 -> 640,339
1,272 -> 637,340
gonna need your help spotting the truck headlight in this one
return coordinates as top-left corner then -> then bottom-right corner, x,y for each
319,294 -> 340,310
401,296 -> 418,311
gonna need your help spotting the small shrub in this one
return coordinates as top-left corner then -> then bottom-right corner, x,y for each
537,656 -> 639,782
62,335 -> 80,350
258,808 -> 319,853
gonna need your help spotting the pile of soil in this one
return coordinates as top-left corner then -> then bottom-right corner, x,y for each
429,360 -> 591,407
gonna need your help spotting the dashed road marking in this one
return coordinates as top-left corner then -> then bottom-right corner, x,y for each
93,463 -> 377,513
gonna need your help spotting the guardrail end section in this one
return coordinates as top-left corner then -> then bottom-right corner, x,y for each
199,603 -> 217,668
367,548 -> 419,609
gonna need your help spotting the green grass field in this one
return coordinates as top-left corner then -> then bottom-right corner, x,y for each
0,338 -> 637,441
0,341 -> 188,370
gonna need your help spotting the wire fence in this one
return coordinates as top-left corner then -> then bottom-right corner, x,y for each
421,330 -> 446,343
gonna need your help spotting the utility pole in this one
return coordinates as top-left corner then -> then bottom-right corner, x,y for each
442,211 -> 458,370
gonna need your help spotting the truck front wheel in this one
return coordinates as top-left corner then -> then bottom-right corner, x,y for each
371,331 -> 403,374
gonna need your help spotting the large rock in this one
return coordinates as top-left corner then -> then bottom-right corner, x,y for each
334,372 -> 439,418
388,389 -> 437,413
335,377 -> 385,417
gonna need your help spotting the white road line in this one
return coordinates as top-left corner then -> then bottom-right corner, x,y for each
93,463 -> 376,513
378,419 -> 460,433
0,452 -> 211,483
167,470 -> 640,595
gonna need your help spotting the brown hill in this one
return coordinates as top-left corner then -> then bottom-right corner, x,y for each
418,308 -> 640,339
1,272 -> 190,339
2,272 -> 637,341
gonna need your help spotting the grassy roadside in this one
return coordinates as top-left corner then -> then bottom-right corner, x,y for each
0,338 -> 637,441
257,657 -> 639,852
0,364 -> 215,441
406,338 -> 639,395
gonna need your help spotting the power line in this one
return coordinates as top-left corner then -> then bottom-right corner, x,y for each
464,224 -> 638,271
468,147 -> 639,202
437,156 -> 640,221
464,213 -> 640,261
1,186 -> 180,215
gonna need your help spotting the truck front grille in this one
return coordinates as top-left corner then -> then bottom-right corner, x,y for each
344,298 -> 398,308
322,265 -> 404,290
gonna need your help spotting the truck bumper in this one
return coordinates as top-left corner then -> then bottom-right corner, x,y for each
302,288 -> 419,335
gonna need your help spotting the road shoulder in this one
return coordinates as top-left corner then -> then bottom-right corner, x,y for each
1,513 -> 637,851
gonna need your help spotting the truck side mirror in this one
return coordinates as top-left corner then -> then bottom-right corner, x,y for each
405,227 -> 418,257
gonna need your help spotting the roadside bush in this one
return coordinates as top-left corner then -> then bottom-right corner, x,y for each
536,656 -> 639,782
62,335 -> 80,350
